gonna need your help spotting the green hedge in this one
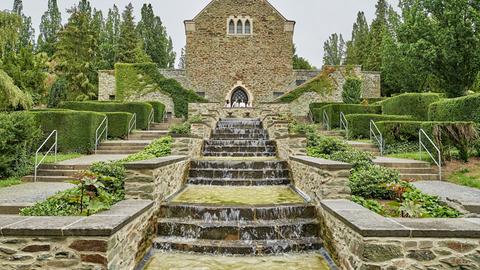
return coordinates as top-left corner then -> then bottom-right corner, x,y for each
363,97 -> 386,104
309,102 -> 340,123
30,110 -> 106,153
345,114 -> 413,138
59,101 -> 152,130
147,101 -> 165,122
428,94 -> 480,123
115,63 -> 207,118
104,112 -> 133,139
315,104 -> 382,128
380,93 -> 441,120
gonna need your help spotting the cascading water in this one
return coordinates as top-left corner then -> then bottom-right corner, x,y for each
143,118 -> 336,270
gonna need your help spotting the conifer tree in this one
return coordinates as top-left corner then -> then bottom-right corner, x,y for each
345,12 -> 369,65
323,33 -> 345,66
178,47 -> 186,69
98,5 -> 121,69
117,3 -> 140,63
12,0 -> 35,48
365,0 -> 389,71
37,0 -> 62,57
167,37 -> 176,68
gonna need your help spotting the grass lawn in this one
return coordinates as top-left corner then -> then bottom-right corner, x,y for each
0,177 -> 22,188
447,164 -> 480,190
386,152 -> 433,162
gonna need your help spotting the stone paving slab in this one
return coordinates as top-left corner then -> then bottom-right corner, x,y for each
374,156 -> 429,165
413,181 -> 480,214
291,156 -> 353,170
0,182 -> 75,214
56,154 -> 128,165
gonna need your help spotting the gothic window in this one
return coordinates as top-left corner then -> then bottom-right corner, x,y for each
228,19 -> 235,34
236,20 -> 243,34
244,20 -> 251,34
231,87 -> 249,104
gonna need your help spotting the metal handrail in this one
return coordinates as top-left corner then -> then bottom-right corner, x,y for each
323,110 -> 330,131
162,108 -> 168,122
34,130 -> 58,182
147,109 -> 154,130
370,120 -> 384,156
340,112 -> 349,139
419,129 -> 442,181
95,116 -> 108,153
308,108 -> 314,123
128,113 -> 137,137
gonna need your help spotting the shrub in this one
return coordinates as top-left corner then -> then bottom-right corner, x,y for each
169,122 -> 191,135
306,135 -> 349,155
0,69 -> 32,111
380,93 -> 441,120
351,195 -> 385,215
103,112 -> 133,139
329,149 -> 374,169
123,136 -> 173,162
429,94 -> 480,123
147,101 -> 165,122
318,104 -> 382,129
59,101 -> 152,130
402,189 -> 460,218
349,165 -> 400,199
47,77 -> 68,108
30,110 -> 106,153
0,112 -> 42,178
342,77 -> 363,104
346,114 -> 413,139
115,63 -> 206,117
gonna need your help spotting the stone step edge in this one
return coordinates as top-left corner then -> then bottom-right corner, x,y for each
157,218 -> 318,227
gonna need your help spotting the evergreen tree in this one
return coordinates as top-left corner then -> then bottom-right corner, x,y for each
0,11 -> 21,58
37,0 -> 62,57
345,12 -> 369,65
98,5 -> 121,69
365,0 -> 389,71
178,47 -> 186,69
55,3 -> 97,100
323,33 -> 345,66
167,37 -> 176,68
293,45 -> 314,70
117,3 -> 140,63
12,0 -> 35,48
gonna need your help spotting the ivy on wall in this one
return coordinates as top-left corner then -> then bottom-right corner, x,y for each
115,63 -> 207,117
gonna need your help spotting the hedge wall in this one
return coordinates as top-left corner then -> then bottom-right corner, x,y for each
315,104 -> 382,128
115,63 -> 207,118
104,112 -> 133,139
380,93 -> 441,120
428,94 -> 480,123
345,114 -> 413,138
59,101 -> 152,130
147,101 -> 165,122
30,110 -> 106,153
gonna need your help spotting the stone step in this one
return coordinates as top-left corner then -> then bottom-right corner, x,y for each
210,134 -> 269,140
128,131 -> 168,140
374,157 -> 431,169
203,152 -> 276,157
153,237 -> 323,255
400,174 -> 440,181
150,123 -> 173,130
204,140 -> 275,147
23,175 -> 76,183
157,218 -> 319,240
190,160 -> 288,170
188,178 -> 291,186
395,167 -> 438,174
213,129 -> 266,134
189,169 -> 289,180
101,140 -> 150,147
203,146 -> 276,153
36,169 -> 79,177
95,150 -> 139,155
37,164 -> 90,171
159,204 -> 317,221
97,145 -> 146,151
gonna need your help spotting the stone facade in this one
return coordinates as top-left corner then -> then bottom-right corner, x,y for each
185,0 -> 295,104
0,200 -> 155,270
289,156 -> 352,202
124,156 -> 189,204
126,91 -> 175,118
321,200 -> 480,270
98,70 -> 116,101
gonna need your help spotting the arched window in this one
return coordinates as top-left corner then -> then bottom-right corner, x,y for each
228,19 -> 235,34
244,20 -> 251,34
231,87 -> 249,105
236,20 -> 243,34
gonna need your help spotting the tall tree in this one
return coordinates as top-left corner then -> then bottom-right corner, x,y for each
293,45 -> 314,70
365,0 -> 389,71
98,5 -> 121,69
178,47 -> 186,69
345,12 -> 369,66
117,3 -> 140,63
166,37 -> 176,68
12,0 -> 35,48
55,3 -> 97,100
323,33 -> 345,66
0,11 -> 21,58
37,0 -> 62,57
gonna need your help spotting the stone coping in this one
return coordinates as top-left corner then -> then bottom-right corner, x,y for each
276,134 -> 307,140
321,199 -> 480,238
124,155 -> 187,170
0,199 -> 153,237
290,156 -> 353,171
170,134 -> 203,139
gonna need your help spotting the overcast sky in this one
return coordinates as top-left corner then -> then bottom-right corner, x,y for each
0,0 -> 399,68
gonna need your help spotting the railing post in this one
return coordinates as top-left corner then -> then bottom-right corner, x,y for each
55,131 -> 58,163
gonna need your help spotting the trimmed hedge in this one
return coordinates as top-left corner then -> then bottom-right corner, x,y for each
104,112 -> 133,139
147,101 -> 165,122
59,101 -> 152,130
30,110 -> 106,153
428,94 -> 480,123
309,102 -> 340,123
115,63 -> 207,118
345,114 -> 413,138
380,93 -> 441,120
315,104 -> 382,128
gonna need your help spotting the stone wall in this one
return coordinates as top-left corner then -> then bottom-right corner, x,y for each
124,156 -> 189,204
185,0 -> 295,104
126,91 -> 175,118
171,137 -> 204,158
320,200 -> 480,270
188,102 -> 291,119
0,200 -> 154,270
158,69 -> 193,90
276,136 -> 307,160
98,70 -> 115,101
289,156 -> 352,202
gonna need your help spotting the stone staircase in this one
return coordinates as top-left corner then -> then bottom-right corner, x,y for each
154,118 -> 322,255
23,164 -> 89,182
374,157 -> 440,181
347,141 -> 381,156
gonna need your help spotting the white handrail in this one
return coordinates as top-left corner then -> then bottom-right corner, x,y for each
340,112 -> 349,139
370,120 -> 384,156
34,130 -> 58,182
128,113 -> 137,137
323,110 -> 330,131
419,129 -> 442,181
147,109 -> 155,130
95,116 -> 108,153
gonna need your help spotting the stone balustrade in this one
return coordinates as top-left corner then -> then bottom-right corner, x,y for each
0,200 -> 155,270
